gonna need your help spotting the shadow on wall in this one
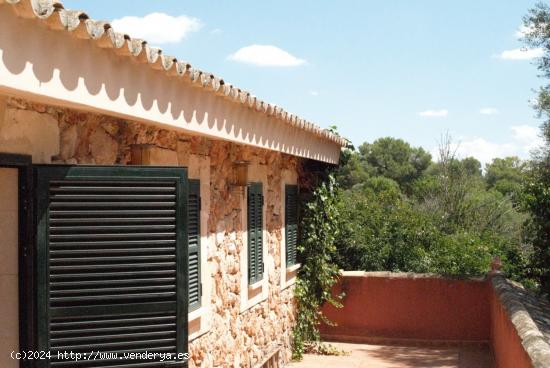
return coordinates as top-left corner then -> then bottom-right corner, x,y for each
0,6 -> 335,161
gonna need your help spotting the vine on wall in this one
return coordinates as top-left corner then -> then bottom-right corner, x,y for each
292,174 -> 344,360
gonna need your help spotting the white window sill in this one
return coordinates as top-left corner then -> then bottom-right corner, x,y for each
188,305 -> 205,322
188,306 -> 211,341
287,263 -> 301,273
248,278 -> 264,290
240,279 -> 268,313
281,263 -> 301,290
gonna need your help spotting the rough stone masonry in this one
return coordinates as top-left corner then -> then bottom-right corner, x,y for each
0,97 -> 304,367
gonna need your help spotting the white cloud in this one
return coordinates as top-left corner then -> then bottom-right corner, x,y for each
511,124 -> 544,153
450,138 -> 517,165
511,124 -> 538,141
309,90 -> 319,96
497,47 -> 544,60
480,107 -> 499,115
418,109 -> 448,118
430,125 -> 543,165
227,45 -> 306,67
111,13 -> 202,44
210,28 -> 223,35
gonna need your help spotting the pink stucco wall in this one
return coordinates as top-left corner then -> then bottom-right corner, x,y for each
320,272 -> 538,368
320,272 -> 491,342
489,287 -> 533,368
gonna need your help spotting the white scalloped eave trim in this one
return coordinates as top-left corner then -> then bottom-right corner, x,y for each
2,0 -> 348,147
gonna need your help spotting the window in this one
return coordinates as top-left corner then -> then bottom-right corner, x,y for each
34,165 -> 188,367
187,154 -> 212,340
188,179 -> 202,312
285,185 -> 299,267
240,164 -> 269,312
247,182 -> 264,284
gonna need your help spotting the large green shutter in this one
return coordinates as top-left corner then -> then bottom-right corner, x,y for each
35,165 -> 188,368
188,179 -> 201,312
285,185 -> 298,267
247,182 -> 263,284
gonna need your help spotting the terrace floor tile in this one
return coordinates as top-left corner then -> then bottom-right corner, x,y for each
287,342 -> 494,368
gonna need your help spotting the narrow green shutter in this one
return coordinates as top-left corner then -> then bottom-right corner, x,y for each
285,185 -> 299,267
35,166 -> 188,368
247,184 -> 256,283
188,179 -> 201,311
247,182 -> 263,284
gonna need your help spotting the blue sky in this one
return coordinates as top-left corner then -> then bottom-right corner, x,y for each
63,0 -> 545,165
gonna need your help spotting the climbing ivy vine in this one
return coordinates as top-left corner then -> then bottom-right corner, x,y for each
292,174 -> 343,360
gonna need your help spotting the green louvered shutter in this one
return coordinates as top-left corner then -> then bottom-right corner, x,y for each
34,165 -> 188,368
285,185 -> 298,267
247,182 -> 264,284
188,179 -> 201,312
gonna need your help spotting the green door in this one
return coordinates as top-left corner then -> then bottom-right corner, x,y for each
34,165 -> 188,367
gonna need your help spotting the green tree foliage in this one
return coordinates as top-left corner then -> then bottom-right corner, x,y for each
336,137 -> 432,191
334,135 -> 532,284
333,150 -> 368,189
335,188 -> 437,273
293,175 -> 343,360
486,156 -> 526,200
521,2 -> 550,297
360,137 -> 432,188
461,157 -> 483,177
523,163 -> 550,296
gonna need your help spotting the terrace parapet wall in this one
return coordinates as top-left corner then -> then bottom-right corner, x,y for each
490,274 -> 550,368
320,271 -> 491,343
322,271 -> 550,368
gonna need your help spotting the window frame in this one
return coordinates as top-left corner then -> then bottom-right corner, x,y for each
0,153 -> 33,368
186,154 -> 212,341
239,160 -> 269,313
280,170 -> 301,290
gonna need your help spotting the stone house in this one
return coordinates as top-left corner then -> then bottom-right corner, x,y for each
0,1 -> 345,367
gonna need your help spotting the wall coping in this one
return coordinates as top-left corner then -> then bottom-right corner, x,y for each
340,270 -> 486,282
491,274 -> 550,368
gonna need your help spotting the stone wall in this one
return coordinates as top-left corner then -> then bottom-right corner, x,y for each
0,97 -> 304,367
